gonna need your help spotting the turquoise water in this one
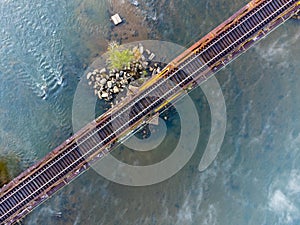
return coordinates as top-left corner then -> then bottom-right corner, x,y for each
0,0 -> 299,224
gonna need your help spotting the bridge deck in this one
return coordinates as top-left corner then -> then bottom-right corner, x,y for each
1,0 -> 300,224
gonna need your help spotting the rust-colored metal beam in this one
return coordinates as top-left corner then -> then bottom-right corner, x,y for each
1,0 -> 299,224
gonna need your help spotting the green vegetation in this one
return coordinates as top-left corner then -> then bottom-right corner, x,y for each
107,42 -> 134,70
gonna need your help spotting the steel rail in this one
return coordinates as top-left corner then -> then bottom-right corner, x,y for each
0,0 -> 294,220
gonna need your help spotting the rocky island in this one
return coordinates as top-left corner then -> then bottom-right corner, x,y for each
86,42 -> 162,104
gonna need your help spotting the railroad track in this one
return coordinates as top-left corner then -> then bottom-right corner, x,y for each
0,0 -> 299,224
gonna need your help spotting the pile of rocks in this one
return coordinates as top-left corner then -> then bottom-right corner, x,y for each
87,44 -> 161,102
87,68 -> 129,101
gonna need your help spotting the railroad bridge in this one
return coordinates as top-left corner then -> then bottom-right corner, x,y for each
1,0 -> 300,224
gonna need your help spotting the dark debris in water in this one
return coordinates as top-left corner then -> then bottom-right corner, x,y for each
0,155 -> 21,188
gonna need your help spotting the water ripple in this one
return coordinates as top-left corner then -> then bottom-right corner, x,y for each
0,0 -> 66,99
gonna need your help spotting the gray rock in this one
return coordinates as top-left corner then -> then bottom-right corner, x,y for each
131,0 -> 139,7
97,91 -> 102,99
99,68 -> 106,74
152,69 -> 157,77
113,86 -> 119,93
139,44 -> 144,54
102,92 -> 109,98
107,81 -> 113,89
142,62 -> 149,67
100,78 -> 107,85
87,72 -> 92,80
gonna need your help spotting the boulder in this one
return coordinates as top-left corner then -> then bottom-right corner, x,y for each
146,49 -> 151,55
100,78 -> 107,85
99,68 -> 106,74
102,92 -> 109,98
142,62 -> 149,67
86,72 -> 92,80
113,86 -> 120,93
107,81 -> 113,89
139,44 -> 144,54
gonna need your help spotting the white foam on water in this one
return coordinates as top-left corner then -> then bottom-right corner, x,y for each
201,205 -> 217,225
260,39 -> 289,62
269,190 -> 296,213
175,194 -> 193,225
288,170 -> 300,195
256,27 -> 300,64
268,189 -> 298,224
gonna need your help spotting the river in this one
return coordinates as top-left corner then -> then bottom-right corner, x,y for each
0,0 -> 299,224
